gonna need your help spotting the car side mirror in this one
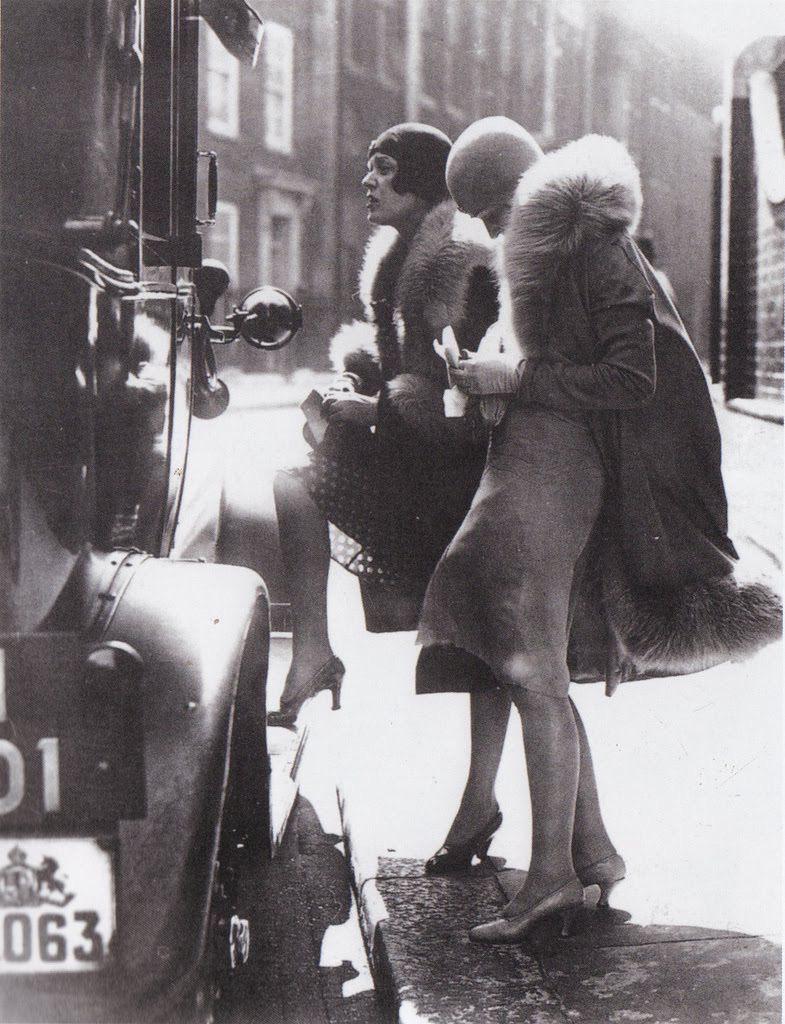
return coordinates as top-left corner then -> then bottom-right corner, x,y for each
192,260 -> 302,352
231,286 -> 303,351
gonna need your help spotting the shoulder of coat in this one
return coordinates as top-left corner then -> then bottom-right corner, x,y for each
503,134 -> 643,313
507,134 -> 643,265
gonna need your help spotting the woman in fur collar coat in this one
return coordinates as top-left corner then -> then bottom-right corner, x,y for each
267,123 -> 497,728
416,120 -> 781,941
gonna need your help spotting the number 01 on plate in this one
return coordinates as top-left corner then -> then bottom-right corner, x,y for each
0,837 -> 115,973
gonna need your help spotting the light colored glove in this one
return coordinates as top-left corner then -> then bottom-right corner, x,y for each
450,351 -> 525,396
322,391 -> 378,425
443,386 -> 469,417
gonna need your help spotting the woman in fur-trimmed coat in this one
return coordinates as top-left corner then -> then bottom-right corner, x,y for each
416,125 -> 781,942
267,123 -> 498,728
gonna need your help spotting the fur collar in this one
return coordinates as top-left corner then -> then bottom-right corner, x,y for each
503,135 -> 642,346
357,199 -> 494,379
359,201 -> 492,316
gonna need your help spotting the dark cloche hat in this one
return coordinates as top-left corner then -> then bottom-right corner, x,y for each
368,122 -> 452,204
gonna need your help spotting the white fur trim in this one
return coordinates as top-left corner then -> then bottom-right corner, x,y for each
513,134 -> 643,237
328,319 -> 379,372
451,209 -> 492,246
358,226 -> 398,313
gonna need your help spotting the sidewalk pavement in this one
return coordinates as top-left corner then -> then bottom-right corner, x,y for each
246,369 -> 782,1022
335,631 -> 782,1023
329,386 -> 781,1022
711,390 -> 782,569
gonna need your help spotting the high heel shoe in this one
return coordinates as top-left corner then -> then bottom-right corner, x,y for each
577,853 -> 626,907
424,810 -> 503,875
469,879 -> 585,944
266,656 -> 345,729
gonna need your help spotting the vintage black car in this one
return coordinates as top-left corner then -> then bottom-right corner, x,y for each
0,1 -> 298,1019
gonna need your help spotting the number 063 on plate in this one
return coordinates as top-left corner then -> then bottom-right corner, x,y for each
0,837 -> 115,973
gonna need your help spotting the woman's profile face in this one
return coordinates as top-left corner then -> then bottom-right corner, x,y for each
362,153 -> 422,229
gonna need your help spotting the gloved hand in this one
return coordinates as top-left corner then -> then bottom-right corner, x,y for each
326,372 -> 361,395
449,351 -> 525,396
323,391 -> 378,425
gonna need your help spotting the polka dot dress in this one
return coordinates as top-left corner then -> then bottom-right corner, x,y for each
296,425 -> 418,585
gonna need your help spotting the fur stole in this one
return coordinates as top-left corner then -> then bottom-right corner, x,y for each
330,200 -> 494,385
503,134 -> 643,356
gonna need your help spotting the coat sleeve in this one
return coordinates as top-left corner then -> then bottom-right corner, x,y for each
517,238 -> 657,412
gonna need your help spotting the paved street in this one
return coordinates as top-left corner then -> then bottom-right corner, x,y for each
218,789 -> 382,1024
210,373 -> 782,1022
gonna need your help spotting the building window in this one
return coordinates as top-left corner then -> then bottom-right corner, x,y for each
205,25 -> 239,138
259,191 -> 301,293
205,200 -> 240,287
264,22 -> 294,154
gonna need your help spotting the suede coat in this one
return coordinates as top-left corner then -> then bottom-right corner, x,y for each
500,134 -> 781,687
313,199 -> 498,627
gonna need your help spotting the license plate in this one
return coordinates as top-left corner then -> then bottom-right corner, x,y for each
0,837 -> 115,973
0,633 -> 146,828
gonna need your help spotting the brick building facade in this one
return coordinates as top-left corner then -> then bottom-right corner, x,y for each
198,0 -> 340,372
334,0 -> 722,359
717,35 -> 785,404
200,0 -> 726,371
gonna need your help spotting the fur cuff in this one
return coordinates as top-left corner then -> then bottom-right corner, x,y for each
329,320 -> 382,394
605,569 -> 782,678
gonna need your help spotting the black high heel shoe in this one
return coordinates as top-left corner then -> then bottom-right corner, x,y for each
267,655 -> 345,730
424,810 -> 503,875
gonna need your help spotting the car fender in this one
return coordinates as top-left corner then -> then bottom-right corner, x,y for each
5,558 -> 270,1023
107,558 -> 270,1005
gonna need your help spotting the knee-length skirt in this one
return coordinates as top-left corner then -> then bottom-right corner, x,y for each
417,405 -> 605,697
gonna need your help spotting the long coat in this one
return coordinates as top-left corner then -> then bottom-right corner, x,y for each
305,199 -> 498,629
418,136 -> 780,693
503,134 -> 780,687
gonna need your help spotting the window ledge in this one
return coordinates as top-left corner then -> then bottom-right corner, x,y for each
254,167 -> 318,198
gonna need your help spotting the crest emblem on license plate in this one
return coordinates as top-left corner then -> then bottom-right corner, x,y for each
0,846 -> 74,909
